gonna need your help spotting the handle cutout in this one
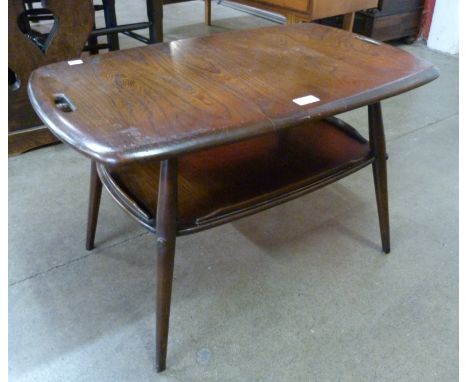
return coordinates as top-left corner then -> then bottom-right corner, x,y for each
53,93 -> 76,112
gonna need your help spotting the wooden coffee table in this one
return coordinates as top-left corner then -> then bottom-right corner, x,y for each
28,24 -> 438,372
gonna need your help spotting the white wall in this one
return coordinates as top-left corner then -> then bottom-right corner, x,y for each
427,0 -> 459,54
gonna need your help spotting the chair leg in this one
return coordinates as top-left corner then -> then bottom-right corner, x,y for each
155,158 -> 178,372
87,22 -> 100,55
368,103 -> 390,254
147,0 -> 164,43
103,0 -> 120,51
205,0 -> 212,26
86,161 -> 103,251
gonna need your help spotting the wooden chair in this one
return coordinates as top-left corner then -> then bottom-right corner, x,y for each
9,0 -> 164,155
22,0 -> 120,53
8,0 -> 95,154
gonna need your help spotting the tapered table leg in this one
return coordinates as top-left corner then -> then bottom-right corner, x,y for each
86,161 -> 102,250
147,0 -> 164,43
368,103 -> 390,253
155,158 -> 178,372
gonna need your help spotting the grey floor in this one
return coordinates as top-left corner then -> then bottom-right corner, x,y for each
9,1 -> 459,381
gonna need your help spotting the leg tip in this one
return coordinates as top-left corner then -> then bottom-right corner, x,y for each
156,363 -> 166,373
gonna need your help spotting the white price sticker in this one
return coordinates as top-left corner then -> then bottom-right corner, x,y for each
68,59 -> 84,66
293,95 -> 320,106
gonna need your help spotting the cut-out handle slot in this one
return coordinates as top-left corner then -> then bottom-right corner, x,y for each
53,94 -> 76,112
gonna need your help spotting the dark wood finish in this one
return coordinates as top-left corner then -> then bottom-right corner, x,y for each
353,0 -> 424,42
9,0 -> 95,153
28,23 -> 439,372
102,0 -> 120,51
155,158 -> 178,372
98,118 -> 372,234
147,0 -> 163,44
8,126 -> 58,156
29,24 -> 438,165
86,161 -> 103,250
368,103 -> 390,253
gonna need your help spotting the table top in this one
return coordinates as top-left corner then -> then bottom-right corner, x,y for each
28,23 -> 438,165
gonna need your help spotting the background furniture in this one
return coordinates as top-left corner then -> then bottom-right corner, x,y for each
353,0 -> 425,42
205,0 -> 379,30
28,23 -> 438,371
8,0 -> 164,155
8,0 -> 95,155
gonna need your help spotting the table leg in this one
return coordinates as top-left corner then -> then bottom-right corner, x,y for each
147,0 -> 164,43
342,12 -> 355,32
155,158 -> 178,372
368,103 -> 390,254
86,161 -> 103,250
205,0 -> 212,26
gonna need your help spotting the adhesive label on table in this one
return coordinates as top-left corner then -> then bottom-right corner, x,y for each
68,59 -> 84,66
293,95 -> 320,106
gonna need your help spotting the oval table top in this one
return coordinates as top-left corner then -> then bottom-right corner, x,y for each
28,23 -> 438,165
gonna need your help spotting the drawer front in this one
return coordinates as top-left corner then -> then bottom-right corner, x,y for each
258,0 -> 309,13
312,0 -> 378,19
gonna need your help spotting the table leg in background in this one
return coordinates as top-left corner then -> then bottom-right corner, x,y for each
103,0 -> 120,50
205,0 -> 212,26
147,0 -> 164,43
342,12 -> 355,32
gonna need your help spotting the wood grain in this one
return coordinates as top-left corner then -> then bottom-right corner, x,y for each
27,22 -> 439,373
99,118 -> 372,233
29,23 -> 438,165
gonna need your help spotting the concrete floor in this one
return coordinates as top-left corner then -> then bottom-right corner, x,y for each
9,1 -> 458,381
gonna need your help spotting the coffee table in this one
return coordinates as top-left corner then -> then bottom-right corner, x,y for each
28,23 -> 438,372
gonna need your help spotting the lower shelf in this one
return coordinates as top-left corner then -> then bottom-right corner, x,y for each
98,117 -> 373,235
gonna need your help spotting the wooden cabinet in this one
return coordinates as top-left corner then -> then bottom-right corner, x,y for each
353,0 -> 425,42
207,0 -> 379,29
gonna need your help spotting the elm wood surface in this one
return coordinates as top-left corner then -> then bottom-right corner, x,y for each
28,24 -> 438,372
9,0 -> 95,155
206,0 -> 379,30
98,118 -> 372,234
29,23 -> 438,166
